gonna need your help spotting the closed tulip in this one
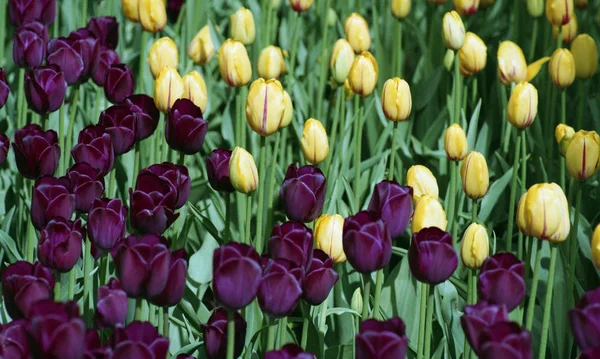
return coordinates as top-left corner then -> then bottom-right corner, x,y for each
258,258 -> 303,316
31,176 -> 76,229
478,253 -> 526,311
571,34 -> 598,79
555,123 -> 575,156
110,322 -> 169,359
218,39 -> 252,87
147,37 -> 179,79
301,118 -> 329,164
411,195 -> 447,233
269,221 -> 314,268
258,45 -> 286,79
188,25 -> 215,66
13,23 -> 47,69
458,32 -> 487,76
154,67 -> 184,113
142,162 -> 191,209
314,214 -> 346,263
130,168 -> 180,234
202,308 -> 247,359
149,248 -> 187,307
94,278 -> 128,328
517,183 -> 570,242
71,125 -> 114,176
303,249 -> 339,305
343,210 -> 392,273
266,344 -> 315,359
382,77 -> 412,121
206,149 -> 235,192
1,261 -> 55,319
507,82 -> 538,129
123,93 -> 160,141
478,322 -> 532,359
12,124 -> 60,179
367,180 -> 413,238
460,223 -> 489,269
0,69 -> 8,109
280,164 -> 326,222
92,46 -> 120,86
344,13 -> 371,54
122,0 -> 140,22
213,243 -> 262,309
454,0 -> 480,15
569,287 -> 600,351
230,7 -> 255,45
281,90 -> 294,128
166,98 -> 208,155
98,105 -> 137,155
391,0 -> 411,19
24,65 -> 67,115
565,130 -> 600,181
461,302 -> 510,355
407,165 -> 439,202
87,198 -> 127,251
8,0 -> 41,26
330,38 -> 355,84
409,227 -> 457,284
139,0 -> 167,32
460,151 -> 489,199
549,49 -> 576,88
246,78 -> 287,136
592,224 -> 600,269
104,63 -> 134,104
84,330 -> 111,359
527,0 -> 544,17
348,51 -> 378,97
0,133 -> 9,165
442,11 -> 465,51
553,13 -> 578,44
0,320 -> 29,359
87,16 -> 119,50
229,146 -> 258,194
444,48 -> 455,71
546,0 -> 574,26
38,217 -> 84,272
497,41 -> 527,85
356,318 -> 408,359
444,123 -> 468,161
289,0 -> 314,12
351,287 -> 363,314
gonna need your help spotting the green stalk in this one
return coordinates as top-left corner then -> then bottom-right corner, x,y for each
417,283 -> 428,359
162,308 -> 169,337
576,80 -> 584,130
538,244 -> 558,359
372,269 -> 384,319
224,193 -> 232,243
278,316 -> 288,348
68,268 -> 75,300
361,274 -> 371,319
137,31 -> 149,93
244,194 -> 252,245
528,19 -> 539,62
448,161 -> 458,248
300,316 -> 309,349
470,269 -> 478,304
17,69 -> 25,128
472,200 -> 478,223
423,285 -> 434,359
353,97 -> 363,207
57,105 -> 65,171
134,299 -> 144,321
396,21 -> 403,76
506,130 -> 522,253
559,90 -> 566,190
287,12 -> 301,85
325,87 -> 342,179
501,86 -> 511,154
133,142 -> 141,187
566,184 -> 582,304
25,204 -> 35,262
54,272 -> 61,300
81,0 -> 88,27
266,132 -> 281,232
83,239 -> 93,325
240,87 -> 248,148
525,239 -> 543,331
0,0 -> 5,66
226,310 -> 236,359
107,168 -> 116,198
388,122 -> 399,181
255,137 -> 267,253
453,53 -> 462,124
316,0 -> 332,120
65,88 -> 80,171
267,320 -> 277,351
148,304 -> 156,325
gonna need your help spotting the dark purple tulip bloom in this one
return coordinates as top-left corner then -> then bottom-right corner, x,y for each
460,301 -> 510,354
66,162 -> 105,212
265,344 -> 315,359
0,68 -> 9,109
88,198 -> 127,251
38,217 -> 85,272
98,105 -> 137,155
206,148 -> 235,192
13,24 -> 47,68
24,65 -> 67,114
27,300 -> 86,359
1,261 -> 55,319
31,175 -> 76,229
280,164 -> 326,223
213,243 -> 262,310
367,180 -> 413,238
94,278 -> 128,328
0,132 -> 9,165
8,0 -> 41,26
112,234 -> 171,298
141,162 -> 191,209
569,287 -> 600,351
258,258 -> 303,317
92,46 -> 120,87
580,348 -> 600,359
356,318 -> 409,359
130,169 -> 179,234
478,322 -> 532,359
84,329 -> 111,359
38,0 -> 56,25
269,221 -> 313,269
87,16 -> 119,50
166,98 -> 208,155
124,94 -> 160,140
303,249 -> 338,305
12,124 -> 60,178
149,248 -> 187,307
68,29 -> 100,82
21,21 -> 50,43
167,0 -> 185,22
71,125 -> 115,176
408,227 -> 457,285
0,320 -> 30,359
109,321 -> 169,359
343,210 -> 392,273
202,308 -> 247,359
104,63 -> 134,104
46,37 -> 84,85
478,253 -> 526,311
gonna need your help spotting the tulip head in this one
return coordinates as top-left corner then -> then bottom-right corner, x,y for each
154,67 -> 184,113
553,13 -> 578,45
343,210 -> 392,273
289,0 -> 314,12
565,130 -> 600,181
356,318 -> 409,358
458,32 -> 487,76
139,0 -> 167,32
391,0 -> 411,19
497,41 -> 527,85
182,71 -> 208,113
571,34 -> 598,79
444,123 -> 468,161
453,0 -> 480,15
258,46 -> 286,79
478,253 -> 526,311
549,48 -> 576,88
330,38 -> 355,84
122,0 -> 140,22
218,39 -> 252,87
592,224 -> 600,269
314,214 -> 346,263
147,37 -> 178,79
348,51 -> 379,97
280,165 -> 326,223
301,118 -> 329,164
555,124 -> 575,156
188,25 -> 215,66
367,181 -> 413,238
246,78 -> 287,136
344,13 -> 371,54
460,151 -> 489,199
442,11 -> 466,51
229,147 -> 258,194
507,82 -> 538,129
409,227 -> 458,284
230,7 -> 256,45
411,195 -> 447,233
546,0 -> 574,26
527,0 -> 544,17
382,77 -> 412,122
517,183 -> 570,242
280,90 -> 294,128
460,223 -> 489,269
406,165 -> 439,202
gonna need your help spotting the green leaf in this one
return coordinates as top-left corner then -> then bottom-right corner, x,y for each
478,168 -> 513,223
188,235 -> 219,285
0,229 -> 22,263
326,308 -> 360,318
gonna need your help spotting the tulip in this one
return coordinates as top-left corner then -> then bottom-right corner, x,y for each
289,0 -> 314,12
110,321 -> 169,359
565,130 -> 600,181
269,221 -> 314,268
0,133 -> 9,165
527,0 -> 544,17
281,90 -> 294,127
314,214 -> 346,263
581,348 -> 600,359
461,302 -> 510,354
356,318 -> 409,359
460,223 -> 489,269
568,287 -> 600,351
0,320 -> 29,359
497,41 -> 527,85
571,34 -> 598,79
94,278 -> 128,328
147,37 -> 179,79
182,71 -> 208,113
280,164 -> 326,223
167,0 -> 185,22
218,39 -> 252,87
458,32 -> 487,76
444,124 -> 468,161
366,180 -> 412,238
13,24 -> 47,68
202,308 -> 247,359
258,45 -> 286,79
330,38 -> 355,84
98,105 -> 137,155
31,176 -> 76,229
344,78 -> 355,99
12,124 -> 60,179
301,118 -> 329,164
71,125 -> 115,176
303,249 -> 339,305
149,248 -> 187,307
555,123 -> 575,156
8,0 -> 41,26
92,46 -> 120,86
123,93 -> 160,141
38,217 -> 84,272
24,65 -> 67,115
122,0 -> 140,22
444,49 -> 455,71
139,0 -> 167,32
229,146 -> 258,194
46,37 -> 84,85
454,0 -> 480,14
478,322 -> 532,359
382,77 -> 412,122
245,78 -> 286,136
411,195 -> 447,233
88,198 -> 127,251
68,30 -> 101,83
592,224 -> 600,269
154,66 -> 185,112
351,287 -> 363,314
391,0 -> 411,19
258,258 -> 303,316
409,227 -> 457,284
188,25 -> 216,66
85,330 -> 111,359
130,169 -> 180,234
546,0 -> 574,26
104,63 -> 134,104
166,98 -> 208,155
553,13 -> 578,44
507,82 -> 538,129
348,51 -> 378,97
344,13 -> 371,54
0,69 -> 9,109
230,7 -> 256,45
206,148 -> 235,192
87,16 -> 119,50
1,261 -> 55,319
213,242 -> 262,309
549,48 -> 575,88
478,253 -> 525,312
406,165 -> 439,203
266,344 -> 315,359
442,11 -> 466,51
343,210 -> 392,273
141,162 -> 191,209
517,183 -> 570,242
460,151 -> 489,199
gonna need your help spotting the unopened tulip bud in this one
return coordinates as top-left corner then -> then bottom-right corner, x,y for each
546,0 -> 574,26
460,151 -> 489,199
139,0 -> 167,33
289,0 -> 314,12
351,287 -> 363,314
188,26 -> 215,66
442,11 -> 466,51
182,71 -> 208,113
315,214 -> 346,263
444,123 -> 468,161
280,90 -> 294,128
565,130 -> 600,181
507,82 -> 538,129
574,0 -> 587,8
527,0 -> 544,17
411,195 -> 447,233
330,39 -> 355,84
458,32 -> 487,76
246,78 -> 287,136
454,0 -> 479,16
571,34 -> 598,79
230,7 -> 256,45
301,118 -> 329,164
444,49 -> 455,71
344,79 -> 355,100
229,147 -> 258,194
517,183 -> 570,242
344,13 -> 371,54
327,9 -> 337,27
348,51 -> 378,97
407,165 -> 439,202
258,46 -> 286,79
555,124 -> 575,156
497,41 -> 527,85
553,13 -> 578,44
391,0 -> 411,19
154,67 -> 184,113
592,224 -> 600,269
218,39 -> 252,87
549,48 -> 575,88
382,78 -> 412,122
460,223 -> 489,269
147,37 -> 178,79
122,0 -> 140,22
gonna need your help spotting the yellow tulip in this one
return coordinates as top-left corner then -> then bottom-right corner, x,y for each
458,32 -> 487,76
344,13 -> 371,54
147,37 -> 178,79
444,123 -> 468,161
453,0 -> 480,15
460,151 -> 489,199
527,0 -> 544,17
245,79 -> 287,137
507,82 -> 538,129
442,11 -> 466,51
565,130 -> 600,181
553,13 -> 578,44
549,48 -> 576,88
351,287 -> 363,314
258,46 -> 286,79
280,90 -> 294,128
381,78 -> 412,122
526,56 -> 550,82
571,34 -> 598,79
229,147 -> 258,194
301,118 -> 329,164
122,0 -> 140,22
412,195 -> 448,233
139,0 -> 167,33
391,0 -> 411,19
330,39 -> 356,84
592,224 -> 600,269
575,0 -> 587,8
314,214 -> 346,263
154,67 -> 184,113
497,41 -> 527,85
546,0 -> 574,26
407,165 -> 439,203
555,124 -> 575,156
444,49 -> 455,72
348,51 -> 378,97
460,223 -> 489,269
230,7 -> 256,45
188,26 -> 216,66
344,79 -> 355,100
182,71 -> 208,114
517,183 -> 570,242
289,0 -> 314,12
218,39 -> 252,88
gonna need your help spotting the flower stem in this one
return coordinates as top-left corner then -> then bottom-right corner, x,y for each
267,319 -> 277,351
423,285 -> 434,359
525,238 -> 542,331
300,316 -> 309,349
453,53 -> 462,124
68,268 -> 75,300
567,183 -> 582,305
255,136 -> 267,253
83,238 -> 93,325
448,160 -> 458,248
388,122 -> 399,181
417,282 -> 428,359
226,310 -> 236,359
225,193 -> 232,243
538,244 -> 558,359
244,193 -> 252,246
559,89 -> 566,190
107,168 -> 116,198
137,31 -> 149,93
0,0 -> 5,66
316,0 -> 332,120
361,274 -> 371,319
472,200 -> 478,223
148,304 -> 156,325
528,19 -> 539,62
287,12 -> 301,85
518,132 -> 527,260
353,97 -> 363,207
25,203 -> 35,262
325,87 -> 342,179
162,308 -> 169,337
17,68 -> 25,128
54,272 -> 61,300
396,20 -> 403,76
506,130 -> 522,253
278,316 -> 288,348
134,298 -> 144,321
576,80 -> 584,130
64,88 -> 80,171
372,269 -> 384,319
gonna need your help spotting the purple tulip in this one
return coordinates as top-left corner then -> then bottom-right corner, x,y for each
0,132 -> 9,165
569,287 -> 600,351
109,321 -> 169,359
280,164 -> 326,223
356,318 -> 409,359
38,217 -> 85,272
84,329 -> 111,359
478,253 -> 526,311
104,63 -> 134,104
0,68 -> 9,109
258,258 -> 303,317
580,348 -> 600,359
24,65 -> 67,114
46,37 -> 85,85
27,300 -> 86,359
167,0 -> 185,22
367,180 -> 413,238
130,169 -> 180,234
303,249 -> 338,305
343,210 -> 392,273
408,227 -> 457,285
140,162 -> 191,209
13,23 -> 47,68
202,308 -> 247,359
87,16 -> 119,50
66,162 -> 105,212
269,221 -> 314,269
37,0 -> 55,25
12,124 -> 60,178
206,149 -> 235,193
460,301 -> 510,355
124,94 -> 160,140
265,344 -> 315,359
0,320 -> 30,359
92,46 -> 120,87
68,29 -> 100,82
1,261 -> 55,319
213,243 -> 262,310
94,278 -> 128,328
149,248 -> 187,307
177,356 -> 196,359
478,322 -> 532,359
166,98 -> 208,155
88,198 -> 128,251
31,175 -> 76,229
8,0 -> 41,26
71,125 -> 115,176
98,105 -> 137,155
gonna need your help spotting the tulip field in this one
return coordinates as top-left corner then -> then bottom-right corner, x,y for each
2,0 -> 600,358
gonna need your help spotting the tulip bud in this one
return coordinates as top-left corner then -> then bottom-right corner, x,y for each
31,176 -> 76,230
348,51 -> 379,97
304,249 -> 339,305
130,170 -> 180,234
124,94 -> 160,141
565,130 -> 600,181
343,211 -> 392,273
407,165 -> 439,202
351,287 -> 363,314
246,78 -> 287,136
592,224 -> 600,269
98,105 -> 137,155
166,99 -> 208,155
104,63 -> 134,104
203,309 -> 247,359
507,82 -> 538,129
555,124 -> 575,156
574,0 -> 587,8
182,71 -> 208,113
442,11 -> 466,51
546,0 -> 574,26
517,183 -> 570,242
571,34 -> 598,79
280,90 -> 294,128
356,318 -> 409,358
549,48 -> 575,88
218,39 -> 252,87
497,41 -> 527,85
344,78 -> 355,100
229,147 -> 258,194
154,67 -> 184,113
444,123 -> 468,161
122,0 -> 140,22
88,198 -> 127,251
139,0 -> 167,32
330,38 -> 355,84
289,0 -> 314,12
92,47 -> 120,86
301,118 -> 329,164
411,195 -> 447,233
458,32 -> 487,76
25,65 -> 67,115
553,13 -> 578,44
87,16 -> 119,50
444,49 -> 455,71
455,0 -> 480,15
111,322 -> 169,358
382,78 -> 412,123
0,69 -> 8,110
478,253 -> 526,311
230,7 -> 256,45
527,0 -> 544,17
368,181 -> 413,238
315,214 -> 346,263
460,151 -> 489,199
147,37 -> 179,79
0,133 -> 10,165
409,227 -> 457,284
460,223 -> 489,269
1,261 -> 55,319
258,46 -> 286,79
94,278 -> 128,328
38,217 -> 84,272
72,125 -> 114,176
391,0 -> 411,19
327,8 -> 337,26
12,124 -> 60,179
280,165 -> 326,222
344,13 -> 371,54
13,23 -> 47,69
188,25 -> 216,66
